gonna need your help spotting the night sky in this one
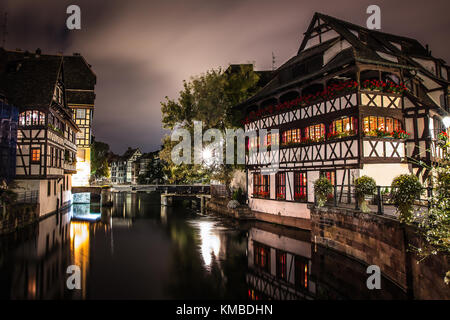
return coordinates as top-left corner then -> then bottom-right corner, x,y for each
1,0 -> 449,154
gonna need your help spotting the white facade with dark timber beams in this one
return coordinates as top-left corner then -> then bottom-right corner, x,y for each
0,48 -> 80,217
234,13 -> 450,222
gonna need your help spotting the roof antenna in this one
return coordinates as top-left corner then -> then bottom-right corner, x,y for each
271,51 -> 276,71
1,12 -> 7,48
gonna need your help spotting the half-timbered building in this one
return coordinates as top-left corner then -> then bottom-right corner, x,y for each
64,54 -> 96,187
235,13 -> 450,223
0,49 -> 80,217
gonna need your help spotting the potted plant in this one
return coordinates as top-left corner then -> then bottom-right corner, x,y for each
354,175 -> 377,213
314,177 -> 333,207
390,174 -> 423,222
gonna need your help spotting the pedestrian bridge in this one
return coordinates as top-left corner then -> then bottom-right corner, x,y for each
111,184 -> 210,194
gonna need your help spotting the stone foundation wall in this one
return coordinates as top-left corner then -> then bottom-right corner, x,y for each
0,204 -> 39,235
310,205 -> 449,299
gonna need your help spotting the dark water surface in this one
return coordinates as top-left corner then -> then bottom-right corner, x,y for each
0,192 -> 407,300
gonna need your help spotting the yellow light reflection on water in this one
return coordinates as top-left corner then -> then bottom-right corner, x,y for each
70,221 -> 90,298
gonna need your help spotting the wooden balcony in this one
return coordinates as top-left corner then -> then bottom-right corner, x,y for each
64,161 -> 77,173
362,137 -> 405,162
246,137 -> 359,167
359,90 -> 402,109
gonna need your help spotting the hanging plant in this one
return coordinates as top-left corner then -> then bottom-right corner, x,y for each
390,174 -> 423,222
354,176 -> 377,213
314,177 -> 333,207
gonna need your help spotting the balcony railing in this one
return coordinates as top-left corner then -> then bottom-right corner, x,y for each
362,137 -> 405,160
244,89 -> 404,131
315,184 -> 430,217
15,190 -> 39,204
64,161 -> 77,172
359,90 -> 402,109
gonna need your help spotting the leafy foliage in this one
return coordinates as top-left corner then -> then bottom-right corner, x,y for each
413,132 -> 450,265
232,187 -> 246,204
391,174 -> 423,222
160,65 -> 261,184
90,138 -> 111,179
354,175 -> 376,213
314,177 -> 333,207
355,176 -> 377,198
137,152 -> 165,184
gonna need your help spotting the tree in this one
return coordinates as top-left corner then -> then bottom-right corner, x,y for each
91,137 -> 111,179
160,65 -> 261,185
408,131 -> 449,282
137,152 -> 165,184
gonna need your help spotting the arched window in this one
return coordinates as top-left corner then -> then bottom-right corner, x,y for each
363,116 -> 402,134
329,116 -> 358,138
304,123 -> 325,141
281,128 -> 301,145
19,110 -> 45,126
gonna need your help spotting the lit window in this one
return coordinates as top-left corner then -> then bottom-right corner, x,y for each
363,116 -> 402,133
253,173 -> 270,198
76,108 -> 86,119
304,123 -> 325,141
31,148 -> 40,163
275,172 -> 286,200
282,128 -> 301,144
294,171 -> 307,202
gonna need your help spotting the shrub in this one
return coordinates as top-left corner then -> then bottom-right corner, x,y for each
391,174 -> 423,222
355,175 -> 377,213
355,176 -> 377,199
232,187 -> 246,204
314,177 -> 333,207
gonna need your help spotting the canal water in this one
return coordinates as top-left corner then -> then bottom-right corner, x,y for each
0,192 -> 407,300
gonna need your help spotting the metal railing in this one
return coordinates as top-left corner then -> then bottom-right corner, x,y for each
15,190 -> 39,204
315,184 -> 430,216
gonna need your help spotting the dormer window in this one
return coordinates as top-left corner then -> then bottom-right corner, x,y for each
53,85 -> 63,104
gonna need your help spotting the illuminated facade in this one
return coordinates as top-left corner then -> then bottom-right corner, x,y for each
64,54 -> 97,186
0,49 -> 79,216
236,13 -> 450,223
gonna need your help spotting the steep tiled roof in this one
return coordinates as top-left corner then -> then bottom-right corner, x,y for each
0,54 -> 62,109
235,12 -> 448,109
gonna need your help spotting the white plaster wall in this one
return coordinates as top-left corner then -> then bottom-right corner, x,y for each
359,163 -> 411,186
250,228 -> 311,259
270,174 -> 275,199
249,198 -> 310,219
307,171 -> 320,203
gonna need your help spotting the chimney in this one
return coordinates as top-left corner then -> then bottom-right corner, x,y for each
35,48 -> 41,58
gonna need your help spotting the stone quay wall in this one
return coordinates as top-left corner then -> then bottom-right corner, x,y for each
309,205 -> 449,300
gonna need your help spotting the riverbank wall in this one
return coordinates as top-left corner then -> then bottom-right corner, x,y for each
309,204 -> 449,300
206,197 -> 311,230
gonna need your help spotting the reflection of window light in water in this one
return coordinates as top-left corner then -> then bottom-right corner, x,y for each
199,222 -> 220,268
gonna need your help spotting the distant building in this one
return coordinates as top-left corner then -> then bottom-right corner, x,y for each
109,148 -> 142,184
64,54 -> 96,187
136,151 -> 162,184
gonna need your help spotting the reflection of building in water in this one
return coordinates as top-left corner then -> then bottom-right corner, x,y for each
110,192 -> 139,220
246,224 -> 315,300
10,210 -> 71,299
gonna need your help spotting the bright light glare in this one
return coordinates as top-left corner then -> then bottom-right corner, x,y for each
443,117 -> 450,129
199,222 -> 220,268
